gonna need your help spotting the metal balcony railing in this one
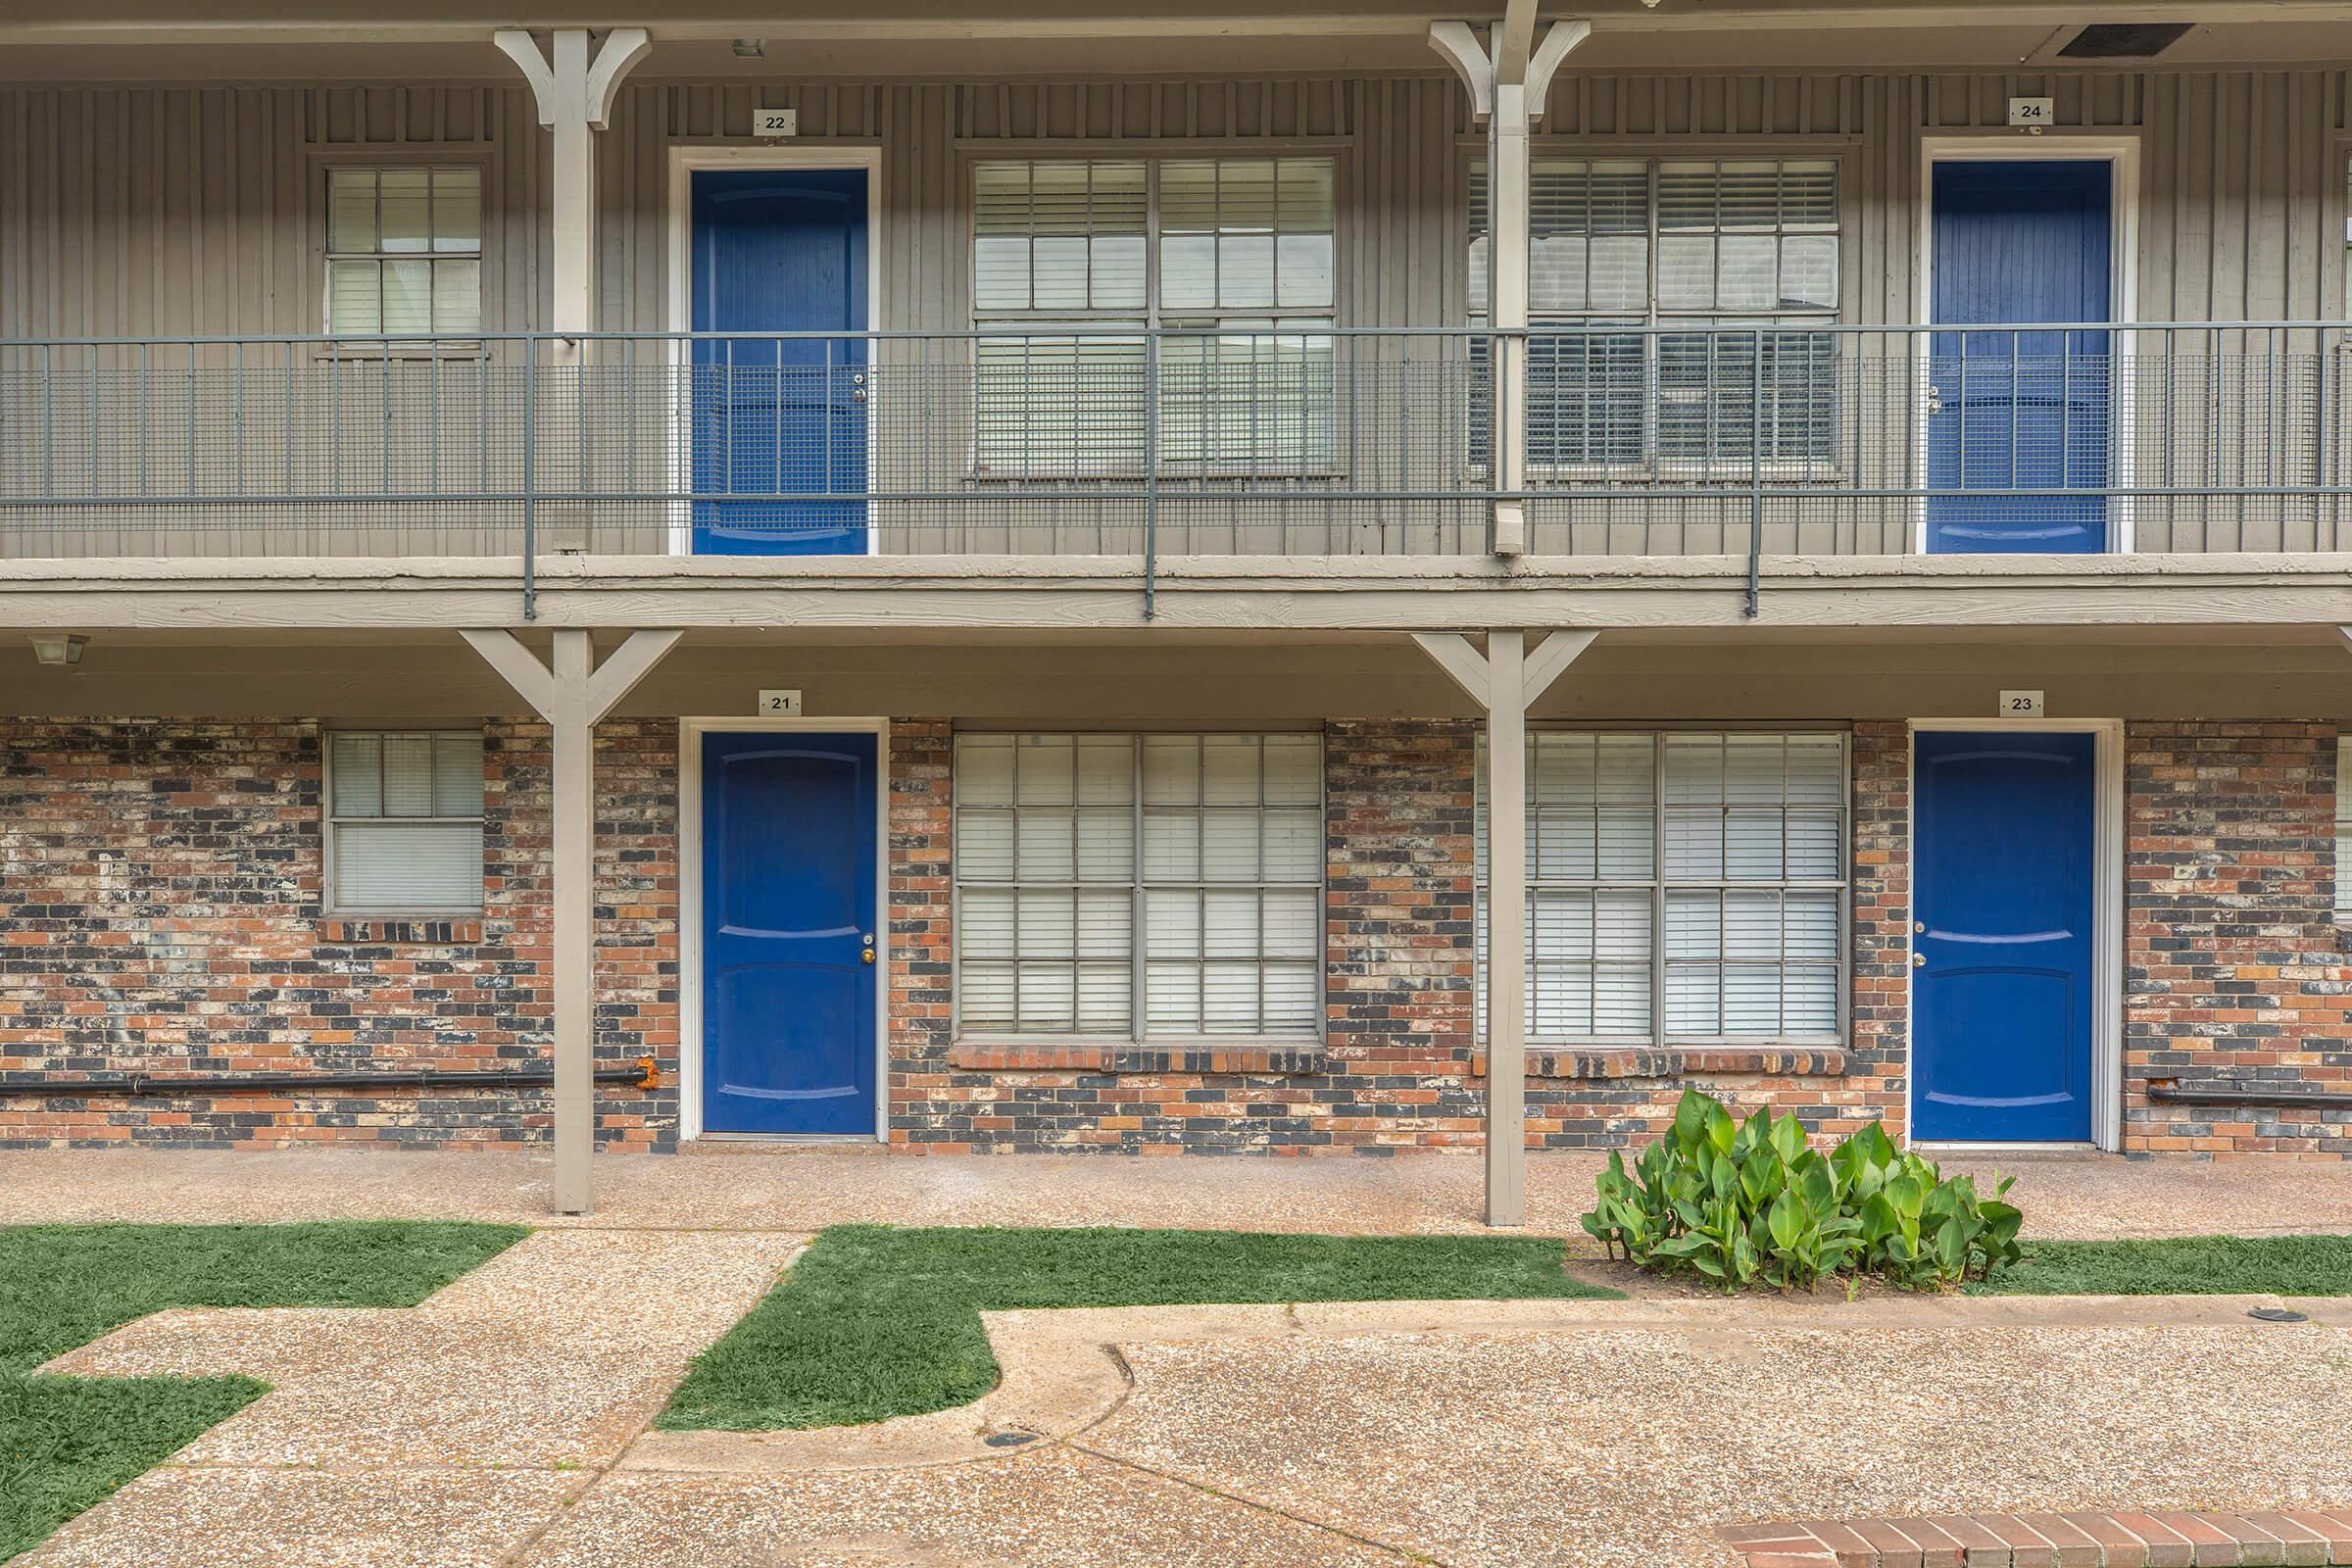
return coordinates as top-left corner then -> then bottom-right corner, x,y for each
4,322 -> 2349,602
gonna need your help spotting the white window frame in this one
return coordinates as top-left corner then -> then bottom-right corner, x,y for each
321,728 -> 488,916
966,152 -> 1342,480
1469,151 -> 1847,485
1476,725 -> 1851,1048
951,730 -> 1327,1043
318,161 -> 486,345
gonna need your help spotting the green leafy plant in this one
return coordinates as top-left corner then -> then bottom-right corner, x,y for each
1581,1090 -> 2023,1295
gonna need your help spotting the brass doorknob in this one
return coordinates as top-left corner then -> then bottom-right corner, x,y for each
862,948 -> 877,964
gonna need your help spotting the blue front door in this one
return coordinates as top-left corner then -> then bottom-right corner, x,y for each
690,168 -> 868,554
1913,730 -> 2096,1143
1927,160 -> 2113,554
701,730 -> 877,1136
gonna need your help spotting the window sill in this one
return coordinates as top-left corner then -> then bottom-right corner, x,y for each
319,916 -> 484,945
312,342 -> 489,364
1526,462 -> 1845,486
1467,1046 -> 1849,1081
965,468 -> 1346,485
948,1040 -> 1328,1076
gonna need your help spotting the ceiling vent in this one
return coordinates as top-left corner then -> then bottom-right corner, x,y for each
2056,22 -> 2194,59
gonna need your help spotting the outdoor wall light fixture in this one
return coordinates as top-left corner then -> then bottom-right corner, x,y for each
731,37 -> 765,57
29,633 -> 87,668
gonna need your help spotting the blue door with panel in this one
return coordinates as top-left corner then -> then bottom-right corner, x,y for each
701,730 -> 877,1136
690,168 -> 868,554
1927,160 -> 2113,554
1912,729 -> 2096,1143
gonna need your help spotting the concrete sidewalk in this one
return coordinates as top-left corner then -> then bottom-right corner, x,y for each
23,1227 -> 2352,1568
0,1144 -> 2347,1239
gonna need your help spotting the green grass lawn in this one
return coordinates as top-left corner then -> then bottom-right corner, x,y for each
660,1223 -> 1616,1432
1974,1233 -> 2352,1297
1,1221 -> 525,1563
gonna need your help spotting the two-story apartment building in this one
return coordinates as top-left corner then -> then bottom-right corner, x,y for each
4,0 -> 2351,1217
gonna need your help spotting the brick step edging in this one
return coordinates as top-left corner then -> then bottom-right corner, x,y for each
1721,1509 -> 2352,1567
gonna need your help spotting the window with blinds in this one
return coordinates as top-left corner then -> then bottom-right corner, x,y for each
2337,737 -> 2352,916
325,168 -> 483,336
954,732 -> 1323,1038
326,731 -> 486,912
971,158 -> 1337,473
1469,158 -> 1840,469
1476,731 -> 1846,1043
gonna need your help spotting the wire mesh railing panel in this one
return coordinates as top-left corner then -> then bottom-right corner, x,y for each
4,323 -> 2349,564
1519,322 -> 2352,558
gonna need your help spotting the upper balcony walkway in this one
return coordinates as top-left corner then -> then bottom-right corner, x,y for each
9,322 -> 2350,578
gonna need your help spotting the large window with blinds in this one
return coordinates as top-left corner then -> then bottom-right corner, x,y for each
1469,158 -> 1840,470
324,731 -> 487,913
1477,730 -> 1846,1043
954,732 -> 1323,1038
324,167 -> 482,336
970,158 -> 1337,473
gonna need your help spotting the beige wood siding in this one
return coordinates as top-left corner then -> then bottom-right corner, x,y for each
13,72 -> 2337,345
3,70 -> 2348,559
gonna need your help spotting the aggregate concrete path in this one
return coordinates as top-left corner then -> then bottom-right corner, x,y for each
3,1144 -> 2348,1240
18,1214 -> 2352,1567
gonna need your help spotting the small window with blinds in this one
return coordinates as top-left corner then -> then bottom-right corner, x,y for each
1469,157 -> 1840,470
1476,730 -> 1846,1044
955,732 -> 1323,1039
971,157 -> 1336,473
325,731 -> 486,913
324,167 -> 482,336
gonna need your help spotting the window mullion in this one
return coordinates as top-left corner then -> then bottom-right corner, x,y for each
1642,160 -> 1662,471
1256,734 -> 1269,1033
1193,738 -> 1206,1033
1131,733 -> 1146,1046
1146,161 -> 1162,332
1650,731 -> 1667,1049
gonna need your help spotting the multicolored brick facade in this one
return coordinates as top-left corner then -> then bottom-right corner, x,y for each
2124,721 -> 2352,1155
0,719 -> 678,1151
2,714 -> 2347,1155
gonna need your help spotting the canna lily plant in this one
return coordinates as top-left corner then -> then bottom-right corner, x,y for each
1581,1090 -> 2023,1295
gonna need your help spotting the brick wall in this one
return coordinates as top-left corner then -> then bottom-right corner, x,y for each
0,718 -> 678,1151
2125,720 -> 2352,1154
885,720 -> 960,1146
1318,719 -> 1483,1150
17,714 -> 2348,1159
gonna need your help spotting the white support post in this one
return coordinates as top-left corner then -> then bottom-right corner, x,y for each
462,627 -> 681,1215
1432,13 -> 1591,561
1413,628 -> 1596,1227
494,26 -> 649,553
495,26 -> 647,338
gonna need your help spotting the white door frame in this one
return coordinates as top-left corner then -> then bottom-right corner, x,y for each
1911,133 -> 2142,556
663,142 -> 886,558
1904,716 -> 2124,1153
678,715 -> 893,1144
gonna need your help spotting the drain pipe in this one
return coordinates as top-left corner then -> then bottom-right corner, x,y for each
0,1056 -> 661,1100
2146,1080 -> 2352,1112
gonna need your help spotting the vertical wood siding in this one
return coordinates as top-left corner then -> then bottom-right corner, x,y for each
1,71 -> 2347,559
9,70 -> 2340,340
